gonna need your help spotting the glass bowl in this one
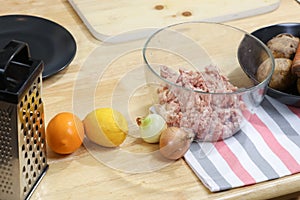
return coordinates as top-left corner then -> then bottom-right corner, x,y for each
143,21 -> 274,142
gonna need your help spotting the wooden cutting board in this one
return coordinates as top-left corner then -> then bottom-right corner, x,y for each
68,0 -> 280,41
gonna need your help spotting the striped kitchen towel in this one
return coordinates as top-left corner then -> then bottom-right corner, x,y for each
184,95 -> 300,192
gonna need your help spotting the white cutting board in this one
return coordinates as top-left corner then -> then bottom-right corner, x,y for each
68,0 -> 280,41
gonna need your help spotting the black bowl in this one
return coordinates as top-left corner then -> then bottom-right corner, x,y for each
251,23 -> 300,107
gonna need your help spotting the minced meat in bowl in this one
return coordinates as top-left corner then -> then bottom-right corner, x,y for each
143,22 -> 274,142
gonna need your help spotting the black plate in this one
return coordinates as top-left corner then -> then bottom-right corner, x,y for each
251,23 -> 300,107
0,15 -> 76,79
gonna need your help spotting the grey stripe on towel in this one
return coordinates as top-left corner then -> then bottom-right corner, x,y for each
234,131 -> 279,180
189,142 -> 232,190
262,99 -> 300,148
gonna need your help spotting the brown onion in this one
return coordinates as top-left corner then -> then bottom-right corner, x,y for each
159,127 -> 194,160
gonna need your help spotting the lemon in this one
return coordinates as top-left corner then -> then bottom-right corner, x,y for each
83,108 -> 128,147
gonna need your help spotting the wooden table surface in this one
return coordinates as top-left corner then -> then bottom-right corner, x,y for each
2,0 -> 300,199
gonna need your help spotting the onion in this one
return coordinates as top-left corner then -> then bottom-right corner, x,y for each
159,127 -> 194,160
136,114 -> 167,143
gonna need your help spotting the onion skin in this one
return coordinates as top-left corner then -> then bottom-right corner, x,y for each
137,114 -> 167,143
159,127 -> 194,160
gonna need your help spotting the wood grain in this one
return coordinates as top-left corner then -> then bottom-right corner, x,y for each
68,0 -> 280,41
1,0 -> 300,199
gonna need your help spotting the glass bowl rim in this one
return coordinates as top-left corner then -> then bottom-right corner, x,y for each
142,21 -> 275,95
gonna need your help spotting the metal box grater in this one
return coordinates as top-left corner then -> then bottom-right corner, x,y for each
0,40 -> 48,200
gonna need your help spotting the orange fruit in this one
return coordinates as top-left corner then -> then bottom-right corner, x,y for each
46,112 -> 85,154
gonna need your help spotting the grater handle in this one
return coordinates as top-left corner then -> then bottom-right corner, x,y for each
0,40 -> 30,89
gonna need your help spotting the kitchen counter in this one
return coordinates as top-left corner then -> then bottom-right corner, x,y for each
2,0 -> 300,199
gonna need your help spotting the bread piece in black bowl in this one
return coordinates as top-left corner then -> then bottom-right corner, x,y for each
251,23 -> 300,107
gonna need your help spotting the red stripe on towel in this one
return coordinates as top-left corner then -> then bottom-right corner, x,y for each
214,141 -> 256,185
250,114 -> 300,173
288,106 -> 300,119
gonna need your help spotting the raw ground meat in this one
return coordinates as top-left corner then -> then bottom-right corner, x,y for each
156,65 -> 245,142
